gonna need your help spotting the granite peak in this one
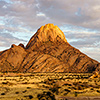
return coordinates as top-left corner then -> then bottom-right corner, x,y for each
26,23 -> 68,50
0,24 -> 100,73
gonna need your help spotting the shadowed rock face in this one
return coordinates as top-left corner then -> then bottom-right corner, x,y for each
0,23 -> 100,73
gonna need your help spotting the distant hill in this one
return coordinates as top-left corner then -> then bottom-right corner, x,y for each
0,24 -> 100,73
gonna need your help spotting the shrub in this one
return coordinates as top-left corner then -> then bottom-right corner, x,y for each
90,88 -> 94,90
15,92 -> 19,94
97,90 -> 100,93
24,95 -> 33,99
1,93 -> 5,95
37,91 -> 56,100
22,90 -> 27,93
64,89 -> 71,92
49,84 -> 60,95
27,87 -> 31,89
75,92 -> 78,97
77,86 -> 83,90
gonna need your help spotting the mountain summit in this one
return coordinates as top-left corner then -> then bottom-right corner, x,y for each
26,24 -> 68,50
0,24 -> 100,73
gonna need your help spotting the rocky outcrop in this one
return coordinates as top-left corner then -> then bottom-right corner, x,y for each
0,44 -> 27,72
90,72 -> 100,79
0,23 -> 100,73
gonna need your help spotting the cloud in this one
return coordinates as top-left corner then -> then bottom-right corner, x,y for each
81,47 -> 100,62
0,32 -> 26,47
1,0 -> 100,30
64,29 -> 100,48
38,0 -> 100,30
1,0 -> 100,31
0,0 -> 100,61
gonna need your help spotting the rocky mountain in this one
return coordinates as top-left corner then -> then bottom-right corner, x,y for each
0,24 -> 100,73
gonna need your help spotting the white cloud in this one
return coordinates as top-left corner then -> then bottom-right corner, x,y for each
81,47 -> 100,62
37,12 -> 46,17
0,0 -> 100,62
0,33 -> 26,48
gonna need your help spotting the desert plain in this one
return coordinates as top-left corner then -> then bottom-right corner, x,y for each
0,72 -> 100,100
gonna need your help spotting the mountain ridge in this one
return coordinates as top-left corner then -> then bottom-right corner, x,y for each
0,24 -> 100,73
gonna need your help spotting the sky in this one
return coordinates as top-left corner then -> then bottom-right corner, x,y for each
0,0 -> 100,62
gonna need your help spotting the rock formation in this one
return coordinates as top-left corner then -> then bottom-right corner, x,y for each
90,72 -> 100,79
0,24 -> 100,73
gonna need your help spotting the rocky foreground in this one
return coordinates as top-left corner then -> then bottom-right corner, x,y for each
0,24 -> 100,73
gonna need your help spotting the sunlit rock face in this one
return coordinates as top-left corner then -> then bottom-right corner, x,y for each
37,24 -> 67,42
0,24 -> 100,73
26,24 -> 68,50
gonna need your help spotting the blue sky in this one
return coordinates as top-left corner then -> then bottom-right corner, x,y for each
0,0 -> 100,62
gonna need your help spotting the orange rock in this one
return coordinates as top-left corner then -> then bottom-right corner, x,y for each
0,24 -> 100,73
26,23 -> 68,50
90,72 -> 100,79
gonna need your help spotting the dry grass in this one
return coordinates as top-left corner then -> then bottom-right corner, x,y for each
0,73 -> 100,100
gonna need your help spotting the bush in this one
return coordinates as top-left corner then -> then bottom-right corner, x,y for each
97,90 -> 100,93
49,84 -> 60,95
37,91 -> 56,100
75,92 -> 78,97
15,92 -> 19,94
90,88 -> 94,90
77,86 -> 83,90
1,93 -> 5,95
24,95 -> 33,99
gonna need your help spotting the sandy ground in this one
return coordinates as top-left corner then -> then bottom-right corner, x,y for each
0,73 -> 100,100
